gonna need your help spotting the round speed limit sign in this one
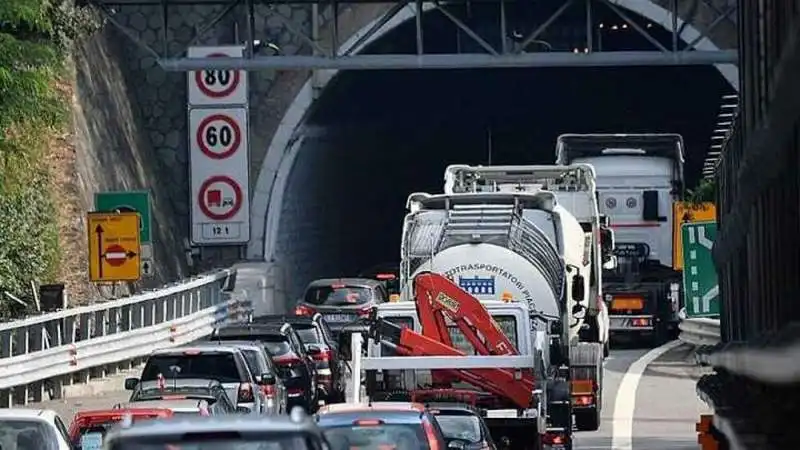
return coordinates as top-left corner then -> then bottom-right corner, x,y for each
194,53 -> 241,98
196,114 -> 242,160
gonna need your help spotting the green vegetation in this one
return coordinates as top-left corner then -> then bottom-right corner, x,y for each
687,178 -> 717,204
0,0 -> 96,316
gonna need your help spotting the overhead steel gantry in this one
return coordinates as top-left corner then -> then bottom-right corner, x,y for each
86,0 -> 738,71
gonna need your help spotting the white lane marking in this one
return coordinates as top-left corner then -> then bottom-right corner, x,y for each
610,340 -> 682,449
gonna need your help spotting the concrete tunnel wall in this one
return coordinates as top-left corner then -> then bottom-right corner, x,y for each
247,0 -> 741,303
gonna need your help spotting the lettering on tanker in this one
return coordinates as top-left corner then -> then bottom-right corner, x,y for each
443,263 -> 534,303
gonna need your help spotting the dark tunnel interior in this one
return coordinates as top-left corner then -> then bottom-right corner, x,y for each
274,1 -> 736,299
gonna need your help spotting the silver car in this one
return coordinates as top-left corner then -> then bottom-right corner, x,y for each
103,408 -> 328,450
126,344 -> 266,413
211,340 -> 289,414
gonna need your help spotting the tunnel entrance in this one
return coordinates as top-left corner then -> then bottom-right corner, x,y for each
268,1 -> 736,299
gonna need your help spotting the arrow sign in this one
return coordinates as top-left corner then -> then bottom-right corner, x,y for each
95,225 -> 104,279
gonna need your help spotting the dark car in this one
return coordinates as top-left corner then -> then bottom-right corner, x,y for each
426,403 -> 497,450
254,314 -> 346,403
104,409 -> 330,450
295,278 -> 390,334
359,262 -> 401,296
316,402 -> 448,450
211,323 -> 319,412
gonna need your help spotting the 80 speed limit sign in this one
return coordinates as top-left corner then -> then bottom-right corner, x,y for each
187,46 -> 247,105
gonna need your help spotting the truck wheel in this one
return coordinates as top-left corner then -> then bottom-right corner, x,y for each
571,342 -> 603,431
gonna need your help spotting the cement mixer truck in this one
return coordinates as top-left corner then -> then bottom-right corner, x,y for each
443,164 -> 616,357
356,185 -> 605,450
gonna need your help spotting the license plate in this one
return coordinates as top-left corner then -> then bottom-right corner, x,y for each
324,313 -> 355,323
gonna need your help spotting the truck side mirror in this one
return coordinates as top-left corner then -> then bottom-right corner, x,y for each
571,274 -> 585,301
602,255 -> 618,270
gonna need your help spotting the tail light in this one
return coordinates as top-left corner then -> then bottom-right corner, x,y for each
543,432 -> 569,446
312,348 -> 332,362
376,273 -> 396,280
295,305 -> 315,316
261,384 -> 276,398
572,395 -> 594,406
238,383 -> 254,403
275,355 -> 302,367
287,387 -> 304,396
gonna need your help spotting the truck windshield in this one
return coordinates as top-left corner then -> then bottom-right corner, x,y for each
448,315 -> 517,354
605,243 -> 649,282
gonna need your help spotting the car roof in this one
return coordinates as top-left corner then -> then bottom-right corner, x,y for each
307,278 -> 381,288
151,344 -> 242,355
124,399 -> 211,409
208,340 -> 267,350
215,323 -> 288,335
254,315 -> 316,326
318,402 -> 426,414
424,403 -> 480,414
138,379 -> 221,389
105,414 -> 323,441
0,409 -> 54,419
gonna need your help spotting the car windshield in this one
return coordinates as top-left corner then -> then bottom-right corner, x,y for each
294,327 -> 321,344
109,435 -> 314,450
262,337 -> 292,357
240,349 -> 267,372
304,286 -> 372,306
75,426 -> 109,450
432,415 -> 482,443
448,315 -> 518,355
323,423 -> 429,450
140,353 -> 243,383
0,419 -> 58,450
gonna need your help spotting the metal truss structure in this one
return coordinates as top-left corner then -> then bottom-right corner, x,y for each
703,93 -> 739,179
88,0 -> 738,71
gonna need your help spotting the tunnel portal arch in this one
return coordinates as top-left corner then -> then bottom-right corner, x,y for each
248,0 -> 740,261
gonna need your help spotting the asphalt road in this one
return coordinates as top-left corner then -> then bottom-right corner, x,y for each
30,341 -> 710,449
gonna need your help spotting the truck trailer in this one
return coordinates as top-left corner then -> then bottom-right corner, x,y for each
357,187 -> 606,450
556,133 -> 685,344
442,163 -> 616,357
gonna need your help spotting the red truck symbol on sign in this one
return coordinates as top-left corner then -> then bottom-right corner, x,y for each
206,189 -> 234,208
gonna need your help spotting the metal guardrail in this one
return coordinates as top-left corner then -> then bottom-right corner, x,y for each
0,268 -> 251,407
679,316 -> 722,347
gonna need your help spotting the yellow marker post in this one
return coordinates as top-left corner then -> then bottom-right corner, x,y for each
87,211 -> 142,282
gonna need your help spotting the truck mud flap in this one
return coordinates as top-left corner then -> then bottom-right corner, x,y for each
484,417 -> 539,450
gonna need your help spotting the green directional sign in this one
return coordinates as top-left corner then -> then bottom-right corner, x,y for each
681,221 -> 719,318
94,191 -> 152,244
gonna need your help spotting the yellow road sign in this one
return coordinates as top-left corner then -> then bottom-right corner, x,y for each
672,202 -> 717,270
87,212 -> 142,282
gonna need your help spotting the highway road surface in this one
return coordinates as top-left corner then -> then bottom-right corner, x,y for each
31,341 -> 711,449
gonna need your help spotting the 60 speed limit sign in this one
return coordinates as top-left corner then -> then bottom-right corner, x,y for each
187,46 -> 247,105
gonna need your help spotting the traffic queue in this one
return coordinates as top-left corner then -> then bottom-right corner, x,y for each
0,273 -> 503,450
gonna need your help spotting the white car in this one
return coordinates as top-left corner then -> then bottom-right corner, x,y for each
0,408 -> 72,450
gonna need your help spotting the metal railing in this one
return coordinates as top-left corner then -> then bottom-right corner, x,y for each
0,268 -> 251,407
679,317 -> 722,347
